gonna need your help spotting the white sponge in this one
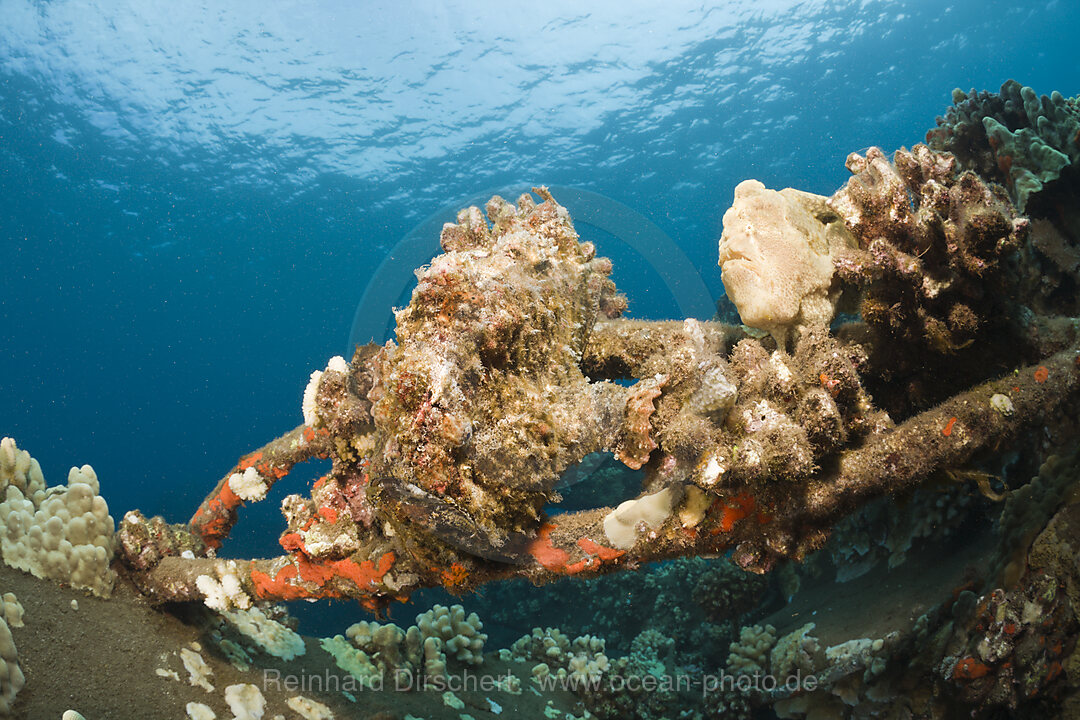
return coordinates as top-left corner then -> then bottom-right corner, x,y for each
602,487 -> 676,549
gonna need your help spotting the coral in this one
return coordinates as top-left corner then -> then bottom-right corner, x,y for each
0,437 -> 45,502
727,624 -> 777,676
0,594 -> 22,629
924,81 -> 1080,339
371,187 -> 629,542
982,116 -> 1070,212
827,483 -> 981,582
718,179 -> 853,344
927,80 -> 1080,211
510,626 -> 610,686
0,437 -> 116,597
768,622 -> 823,680
185,703 -> 215,720
475,552 -> 748,671
0,591 -> 24,714
219,606 -> 305,661
828,144 -> 1030,410
322,603 -> 485,686
319,633 -> 383,687
703,687 -> 753,720
691,557 -> 768,624
577,628 -> 678,720
415,603 -> 487,665
994,451 -> 1080,587
629,628 -> 673,670
226,467 -> 267,503
196,560 -> 252,611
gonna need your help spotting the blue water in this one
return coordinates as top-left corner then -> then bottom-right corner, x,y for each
1,0 -> 1077,627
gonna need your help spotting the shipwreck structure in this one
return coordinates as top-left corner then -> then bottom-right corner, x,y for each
4,81 -> 1079,719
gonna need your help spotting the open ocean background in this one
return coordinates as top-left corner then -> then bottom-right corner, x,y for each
2,0 -> 1077,634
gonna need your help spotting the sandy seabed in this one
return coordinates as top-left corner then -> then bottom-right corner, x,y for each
0,563 -> 583,720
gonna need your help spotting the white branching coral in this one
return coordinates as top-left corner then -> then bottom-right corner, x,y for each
227,467 -> 267,502
302,369 -> 324,426
302,355 -> 350,426
195,560 -> 252,612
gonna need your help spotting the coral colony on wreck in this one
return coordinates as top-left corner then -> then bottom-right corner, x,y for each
2,80 -> 1080,719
